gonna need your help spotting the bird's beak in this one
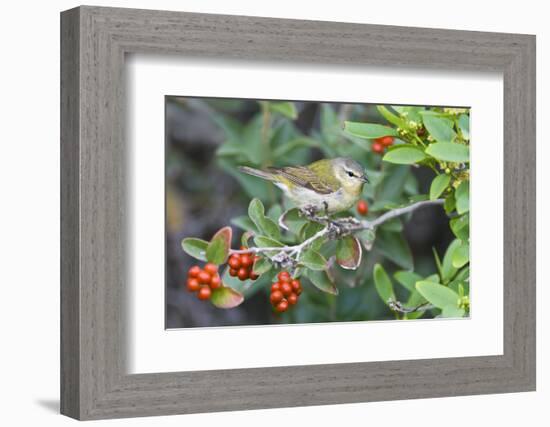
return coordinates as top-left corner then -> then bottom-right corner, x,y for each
361,174 -> 369,184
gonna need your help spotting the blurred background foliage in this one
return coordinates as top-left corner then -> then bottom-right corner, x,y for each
166,97 -> 469,328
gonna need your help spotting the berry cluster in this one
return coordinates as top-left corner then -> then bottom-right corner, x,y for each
270,272 -> 302,313
228,247 -> 260,281
357,199 -> 369,216
372,135 -> 394,155
186,263 -> 221,300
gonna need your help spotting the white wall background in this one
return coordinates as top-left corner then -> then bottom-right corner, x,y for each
0,0 -> 546,425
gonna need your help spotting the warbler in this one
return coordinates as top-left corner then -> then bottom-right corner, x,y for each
239,157 -> 369,215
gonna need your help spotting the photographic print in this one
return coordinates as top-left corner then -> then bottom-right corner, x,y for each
166,98 -> 470,328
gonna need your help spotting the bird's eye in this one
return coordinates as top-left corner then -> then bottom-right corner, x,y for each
347,171 -> 355,178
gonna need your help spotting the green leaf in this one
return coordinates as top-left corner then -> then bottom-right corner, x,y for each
450,214 -> 470,241
404,290 -> 428,319
382,145 -> 427,164
421,113 -> 456,143
260,217 -> 281,240
278,208 -> 307,235
375,229 -> 413,270
392,105 -> 425,122
210,286 -> 244,309
377,105 -> 409,129
441,305 -> 466,318
241,231 -> 255,248
458,114 -> 470,140
305,270 -> 338,295
299,250 -> 328,271
248,198 -> 281,240
343,121 -> 398,139
425,142 -> 469,163
424,273 -> 440,284
269,101 -> 298,119
252,257 -> 272,276
300,221 -> 325,241
336,236 -> 362,270
430,174 -> 451,200
452,241 -> 469,268
248,197 -> 266,227
394,271 -> 423,292
455,180 -> 470,214
373,263 -> 396,306
432,247 -> 444,279
231,216 -> 259,233
266,204 -> 283,222
454,266 -> 470,282
442,239 -> 461,282
206,227 -> 232,264
254,235 -> 284,248
444,191 -> 456,214
181,238 -> 208,261
356,229 -> 376,251
416,281 -> 459,309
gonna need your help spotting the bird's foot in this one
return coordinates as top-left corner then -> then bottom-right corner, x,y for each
300,205 -> 327,223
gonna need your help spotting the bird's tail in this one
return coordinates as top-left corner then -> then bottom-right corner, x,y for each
238,166 -> 276,181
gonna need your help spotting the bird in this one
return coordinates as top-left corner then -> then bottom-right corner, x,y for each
239,157 -> 369,215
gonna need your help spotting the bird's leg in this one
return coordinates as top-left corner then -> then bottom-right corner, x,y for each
300,205 -> 319,220
323,201 -> 329,216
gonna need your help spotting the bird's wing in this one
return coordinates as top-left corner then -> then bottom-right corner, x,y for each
268,166 -> 339,195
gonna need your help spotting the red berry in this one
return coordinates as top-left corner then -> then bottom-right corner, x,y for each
417,127 -> 426,137
229,268 -> 239,277
281,282 -> 293,297
376,135 -> 394,147
287,293 -> 298,305
188,265 -> 201,278
249,272 -> 259,281
228,256 -> 241,269
372,142 -> 384,154
204,263 -> 218,275
197,286 -> 211,300
270,290 -> 283,305
240,254 -> 253,268
271,282 -> 281,293
237,268 -> 249,281
210,274 -> 221,289
186,278 -> 200,292
275,300 -> 289,313
278,271 -> 291,283
291,279 -> 301,291
198,270 -> 211,284
357,199 -> 369,216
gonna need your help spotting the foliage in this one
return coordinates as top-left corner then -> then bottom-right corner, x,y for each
180,101 -> 470,321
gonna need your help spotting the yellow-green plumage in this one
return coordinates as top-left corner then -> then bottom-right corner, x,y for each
239,157 -> 368,214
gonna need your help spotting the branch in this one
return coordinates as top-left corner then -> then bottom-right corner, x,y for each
230,199 -> 444,266
388,299 -> 434,314
358,199 -> 444,230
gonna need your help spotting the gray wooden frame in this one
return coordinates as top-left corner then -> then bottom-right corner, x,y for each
60,5 -> 536,420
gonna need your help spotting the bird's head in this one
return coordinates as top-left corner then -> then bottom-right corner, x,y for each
332,157 -> 369,194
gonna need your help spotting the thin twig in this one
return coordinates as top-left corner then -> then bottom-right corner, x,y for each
230,199 -> 444,260
388,300 -> 434,314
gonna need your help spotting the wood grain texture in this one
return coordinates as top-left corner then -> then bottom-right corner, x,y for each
60,5 -> 536,420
